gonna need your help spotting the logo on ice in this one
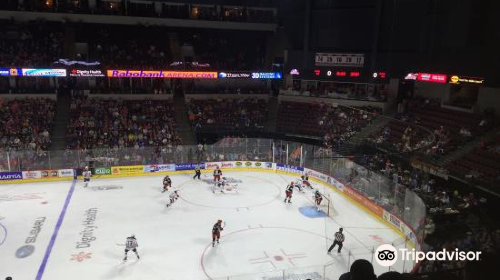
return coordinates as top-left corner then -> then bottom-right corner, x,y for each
375,244 -> 482,267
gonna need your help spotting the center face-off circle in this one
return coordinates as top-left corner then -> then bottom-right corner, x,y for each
180,173 -> 281,209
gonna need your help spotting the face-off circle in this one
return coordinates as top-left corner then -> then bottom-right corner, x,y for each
180,174 -> 281,209
201,227 -> 332,279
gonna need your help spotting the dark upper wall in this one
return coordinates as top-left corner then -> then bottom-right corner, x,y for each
281,0 -> 500,85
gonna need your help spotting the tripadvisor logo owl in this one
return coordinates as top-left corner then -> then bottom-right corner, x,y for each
375,244 -> 482,267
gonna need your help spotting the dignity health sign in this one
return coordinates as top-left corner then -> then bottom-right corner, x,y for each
107,70 -> 217,79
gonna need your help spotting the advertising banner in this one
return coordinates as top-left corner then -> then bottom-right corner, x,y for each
383,210 -> 419,248
41,170 -> 60,178
111,165 -> 144,175
58,169 -> 74,178
205,162 -> 222,170
145,164 -> 176,173
69,69 -> 105,77
107,70 -> 217,79
0,171 -> 23,181
21,69 -> 67,77
276,164 -> 304,174
416,73 -> 447,83
304,168 -> 329,183
218,72 -> 251,78
94,167 -> 112,176
343,185 -> 383,217
175,163 -> 204,171
251,72 -> 282,79
22,171 -> 42,179
449,75 -> 484,85
0,68 -> 10,76
327,176 -> 344,191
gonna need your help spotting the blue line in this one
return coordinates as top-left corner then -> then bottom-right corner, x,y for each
35,180 -> 77,280
0,223 -> 7,246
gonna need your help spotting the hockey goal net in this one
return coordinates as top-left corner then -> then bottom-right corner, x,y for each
318,193 -> 335,218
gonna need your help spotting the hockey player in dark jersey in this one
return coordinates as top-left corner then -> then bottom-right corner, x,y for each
162,175 -> 172,192
212,219 -> 224,247
284,182 -> 294,203
314,190 -> 323,211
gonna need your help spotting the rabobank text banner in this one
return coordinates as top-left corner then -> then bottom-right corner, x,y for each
107,70 -> 217,79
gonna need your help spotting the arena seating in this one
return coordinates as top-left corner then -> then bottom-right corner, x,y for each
277,101 -> 379,148
180,30 -> 267,70
369,97 -> 494,155
0,97 -> 55,151
0,20 -> 64,67
186,98 -> 268,131
447,137 -> 500,184
79,24 -> 172,70
67,97 -> 180,150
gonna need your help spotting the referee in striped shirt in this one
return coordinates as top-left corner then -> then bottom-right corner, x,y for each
327,228 -> 345,254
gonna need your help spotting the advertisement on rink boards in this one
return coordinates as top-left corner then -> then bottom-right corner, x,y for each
276,164 -> 304,174
383,210 -> 420,249
22,170 -> 42,179
41,170 -> 59,178
58,169 -> 74,178
94,167 -> 112,175
205,161 -> 274,170
0,171 -> 23,181
175,163 -> 205,171
304,168 -> 329,183
342,184 -> 384,217
111,165 -> 144,175
145,164 -> 176,173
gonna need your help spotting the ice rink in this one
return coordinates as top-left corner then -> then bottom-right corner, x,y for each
0,171 -> 414,280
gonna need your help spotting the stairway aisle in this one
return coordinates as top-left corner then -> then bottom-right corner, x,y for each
173,92 -> 196,145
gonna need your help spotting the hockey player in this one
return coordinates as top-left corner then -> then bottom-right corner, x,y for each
213,167 -> 222,182
284,181 -> 294,203
124,235 -> 140,261
293,178 -> 304,192
82,166 -> 91,188
301,174 -> 312,189
193,165 -> 201,180
162,175 -> 172,192
314,190 -> 323,211
166,190 -> 180,207
213,177 -> 227,193
212,219 -> 224,247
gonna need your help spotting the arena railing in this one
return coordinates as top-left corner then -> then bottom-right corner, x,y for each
0,138 -> 425,278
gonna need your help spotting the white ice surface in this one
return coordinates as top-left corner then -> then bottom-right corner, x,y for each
0,171 -> 414,280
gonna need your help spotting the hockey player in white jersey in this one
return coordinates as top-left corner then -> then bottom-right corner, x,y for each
293,178 -> 304,192
213,177 -> 227,193
166,190 -> 180,207
82,166 -> 91,188
124,235 -> 140,261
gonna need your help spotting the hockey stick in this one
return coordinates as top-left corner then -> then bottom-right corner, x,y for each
116,243 -> 125,246
222,221 -> 226,230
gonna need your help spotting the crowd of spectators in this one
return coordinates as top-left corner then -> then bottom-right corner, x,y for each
186,98 -> 268,132
67,97 -> 181,150
0,97 -> 55,171
0,97 -> 54,151
0,19 -> 64,67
